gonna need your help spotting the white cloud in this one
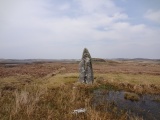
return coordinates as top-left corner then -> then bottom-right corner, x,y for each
76,0 -> 121,14
145,9 -> 160,24
0,0 -> 160,59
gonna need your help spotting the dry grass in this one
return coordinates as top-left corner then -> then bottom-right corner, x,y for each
43,73 -> 78,88
0,61 -> 159,119
0,83 -> 129,120
124,92 -> 140,101
101,73 -> 160,85
95,73 -> 160,94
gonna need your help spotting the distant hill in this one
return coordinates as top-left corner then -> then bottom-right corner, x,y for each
0,59 -> 79,64
110,58 -> 160,61
0,58 -> 159,64
92,58 -> 106,62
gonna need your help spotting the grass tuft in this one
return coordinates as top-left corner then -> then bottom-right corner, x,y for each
124,92 -> 140,101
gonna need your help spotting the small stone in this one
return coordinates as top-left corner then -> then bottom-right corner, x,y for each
72,108 -> 86,114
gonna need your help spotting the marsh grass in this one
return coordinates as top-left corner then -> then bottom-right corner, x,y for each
98,73 -> 160,85
0,83 -> 124,120
124,92 -> 140,101
42,73 -> 78,88
95,73 -> 160,94
0,72 -> 159,119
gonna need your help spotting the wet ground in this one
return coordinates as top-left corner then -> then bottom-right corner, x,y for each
93,90 -> 160,120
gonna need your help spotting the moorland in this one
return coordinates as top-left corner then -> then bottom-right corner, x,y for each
0,59 -> 160,120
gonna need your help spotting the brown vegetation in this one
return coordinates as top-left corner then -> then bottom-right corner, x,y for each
0,60 -> 159,119
124,92 -> 140,101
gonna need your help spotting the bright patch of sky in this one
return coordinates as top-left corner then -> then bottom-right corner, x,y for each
0,0 -> 160,59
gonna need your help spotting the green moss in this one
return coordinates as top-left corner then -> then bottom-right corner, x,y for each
99,84 -> 117,90
88,84 -> 118,92
124,92 -> 140,101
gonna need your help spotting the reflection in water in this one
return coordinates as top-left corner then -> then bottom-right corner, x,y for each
93,90 -> 160,120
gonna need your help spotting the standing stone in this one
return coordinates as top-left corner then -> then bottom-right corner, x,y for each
79,48 -> 94,84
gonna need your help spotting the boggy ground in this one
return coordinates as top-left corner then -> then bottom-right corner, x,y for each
0,60 -> 160,119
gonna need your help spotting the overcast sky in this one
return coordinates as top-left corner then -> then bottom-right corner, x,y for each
0,0 -> 160,59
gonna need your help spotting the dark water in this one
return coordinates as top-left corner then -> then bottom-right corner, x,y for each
93,90 -> 160,120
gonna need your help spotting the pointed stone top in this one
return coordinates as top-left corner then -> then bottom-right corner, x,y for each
82,48 -> 91,59
83,48 -> 89,53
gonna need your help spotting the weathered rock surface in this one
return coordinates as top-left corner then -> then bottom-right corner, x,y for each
79,48 -> 94,84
